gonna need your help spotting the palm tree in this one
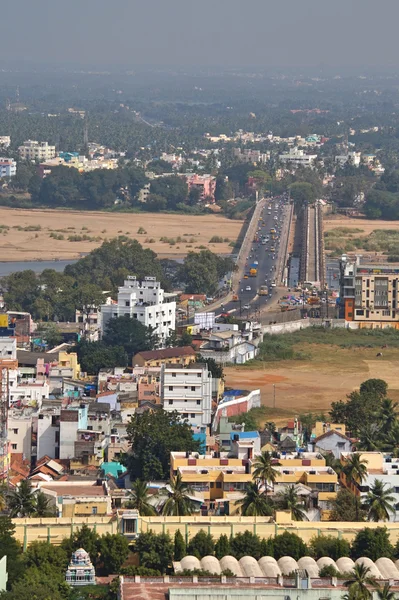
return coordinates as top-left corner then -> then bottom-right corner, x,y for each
237,482 -> 274,516
344,454 -> 368,520
7,479 -> 35,517
252,451 -> 279,495
344,454 -> 368,490
126,480 -> 156,516
378,399 -> 398,435
32,491 -> 57,517
363,479 -> 395,522
376,583 -> 396,600
161,472 -> 196,516
344,564 -> 376,600
277,485 -> 308,521
323,452 -> 343,476
358,424 -> 381,452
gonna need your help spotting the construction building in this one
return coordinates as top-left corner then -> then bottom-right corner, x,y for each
339,255 -> 399,327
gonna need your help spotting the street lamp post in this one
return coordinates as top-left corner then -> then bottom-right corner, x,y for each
273,384 -> 276,408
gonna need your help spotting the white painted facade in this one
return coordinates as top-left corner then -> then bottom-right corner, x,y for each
279,149 -> 317,168
161,364 -> 212,433
18,140 -> 56,161
0,337 -> 16,359
9,381 -> 49,408
100,276 -> 176,344
37,411 -> 60,460
7,413 -> 33,461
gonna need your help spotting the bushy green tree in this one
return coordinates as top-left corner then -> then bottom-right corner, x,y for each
0,517 -> 24,587
215,534 -> 230,559
134,531 -> 174,574
230,531 -> 261,560
273,531 -> 307,561
103,315 -> 158,362
96,533 -> 129,575
330,489 -> 366,522
126,410 -> 200,480
60,524 -> 100,561
350,527 -> 394,561
174,530 -> 186,561
187,530 -> 215,559
309,535 -> 350,560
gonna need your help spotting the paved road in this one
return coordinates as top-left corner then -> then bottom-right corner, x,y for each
216,198 -> 290,320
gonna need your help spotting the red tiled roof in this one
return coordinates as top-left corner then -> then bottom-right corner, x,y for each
315,429 -> 351,443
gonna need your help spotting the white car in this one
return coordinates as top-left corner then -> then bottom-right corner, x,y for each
245,285 -> 251,291
271,282 -> 277,287
243,304 -> 250,310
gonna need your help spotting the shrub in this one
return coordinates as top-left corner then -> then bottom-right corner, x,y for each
309,535 -> 350,560
273,532 -> 308,561
137,227 -> 147,234
319,565 -> 340,578
209,236 -> 224,243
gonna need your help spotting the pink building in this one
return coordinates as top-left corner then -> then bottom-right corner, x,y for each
185,174 -> 216,202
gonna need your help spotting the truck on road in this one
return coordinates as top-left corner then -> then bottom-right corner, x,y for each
249,263 -> 258,276
259,285 -> 268,296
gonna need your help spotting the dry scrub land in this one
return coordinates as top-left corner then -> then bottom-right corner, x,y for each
225,343 -> 399,424
0,208 -> 243,261
324,214 -> 399,259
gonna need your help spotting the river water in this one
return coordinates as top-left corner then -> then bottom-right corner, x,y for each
0,259 -> 77,277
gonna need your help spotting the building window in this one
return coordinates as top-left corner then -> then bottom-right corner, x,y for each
13,429 -> 18,434
216,482 -> 222,489
382,310 -> 391,316
125,301 -> 130,307
191,386 -> 195,391
197,373 -> 201,377
11,444 -> 17,450
197,400 -> 201,405
169,386 -> 173,391
168,400 -> 173,405
92,507 -> 97,515
191,414 -> 195,418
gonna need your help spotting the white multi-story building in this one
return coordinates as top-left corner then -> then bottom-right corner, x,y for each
59,405 -> 88,460
100,276 -> 176,345
335,151 -> 361,168
161,364 -> 212,434
279,148 -> 317,168
8,411 -> 33,461
37,409 -> 60,460
0,158 -> 16,177
18,140 -> 56,161
9,381 -> 49,408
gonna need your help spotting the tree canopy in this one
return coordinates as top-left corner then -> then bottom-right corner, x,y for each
125,409 -> 200,480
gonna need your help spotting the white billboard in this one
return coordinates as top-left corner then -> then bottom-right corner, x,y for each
194,312 -> 215,330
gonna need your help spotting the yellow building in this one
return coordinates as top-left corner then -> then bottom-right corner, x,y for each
58,351 -> 81,379
171,452 -> 252,514
32,480 -> 112,518
312,422 -> 346,438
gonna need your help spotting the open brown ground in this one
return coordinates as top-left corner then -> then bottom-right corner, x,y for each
224,344 -> 399,424
0,207 -> 243,261
324,214 -> 399,235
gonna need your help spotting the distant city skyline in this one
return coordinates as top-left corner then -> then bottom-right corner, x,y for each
3,0 -> 399,69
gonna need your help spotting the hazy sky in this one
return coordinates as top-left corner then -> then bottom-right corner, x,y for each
2,0 -> 399,68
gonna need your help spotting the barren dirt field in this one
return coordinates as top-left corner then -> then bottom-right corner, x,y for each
225,344 -> 399,423
324,214 -> 399,235
0,208 -> 243,261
